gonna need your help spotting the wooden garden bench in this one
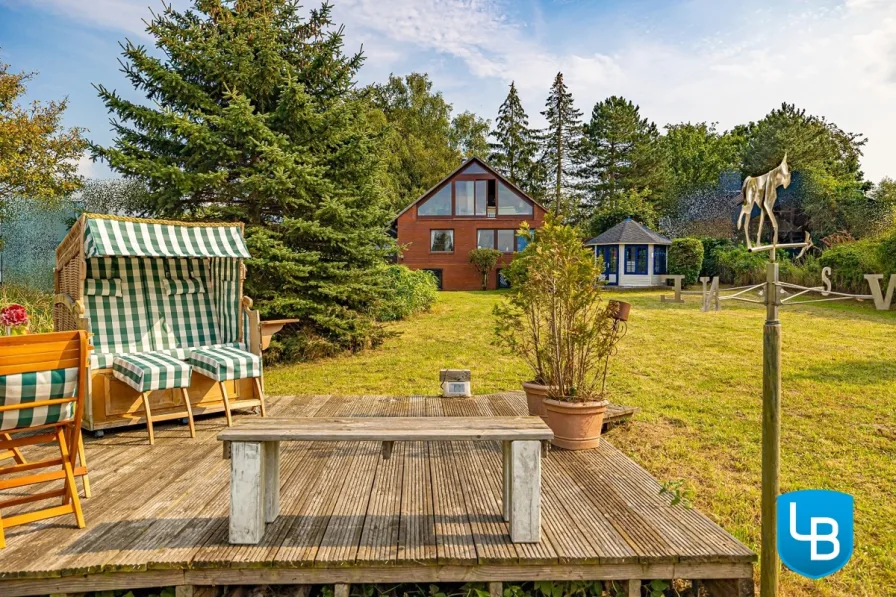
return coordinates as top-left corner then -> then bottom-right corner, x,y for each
219,416 -> 553,545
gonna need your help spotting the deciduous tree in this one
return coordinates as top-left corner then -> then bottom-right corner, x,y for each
450,110 -> 490,160
368,73 -> 459,211
0,55 -> 85,206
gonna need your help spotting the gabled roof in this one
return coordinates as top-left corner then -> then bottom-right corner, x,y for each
584,218 -> 671,246
394,156 -> 547,219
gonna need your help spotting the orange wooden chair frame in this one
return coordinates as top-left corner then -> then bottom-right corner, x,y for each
0,330 -> 92,548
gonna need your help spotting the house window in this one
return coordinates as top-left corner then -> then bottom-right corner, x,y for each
418,185 -> 452,216
625,245 -> 648,274
460,161 -> 488,174
430,230 -> 454,253
654,245 -> 668,275
478,229 -> 518,253
455,181 -> 475,216
517,231 -> 531,252
477,229 -> 495,249
497,230 -> 515,252
497,182 -> 534,216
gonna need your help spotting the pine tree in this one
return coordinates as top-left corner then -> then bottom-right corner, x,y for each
91,0 -> 395,351
577,96 -> 669,214
488,82 -> 538,194
539,72 -> 582,217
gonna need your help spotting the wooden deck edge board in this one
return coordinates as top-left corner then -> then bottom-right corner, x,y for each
0,562 -> 753,596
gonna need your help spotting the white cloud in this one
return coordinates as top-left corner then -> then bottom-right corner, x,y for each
17,0 -> 896,180
76,152 -> 114,180
337,0 -> 896,181
4,0 -> 172,38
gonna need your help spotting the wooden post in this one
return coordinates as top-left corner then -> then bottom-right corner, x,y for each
229,441 -> 266,544
761,261 -> 781,597
264,441 -> 280,523
509,440 -> 541,542
488,582 -> 503,597
626,580 -> 641,597
334,584 -> 350,597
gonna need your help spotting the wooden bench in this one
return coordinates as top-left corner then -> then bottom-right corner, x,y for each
218,416 -> 553,545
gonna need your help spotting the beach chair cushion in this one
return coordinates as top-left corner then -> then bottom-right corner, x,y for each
84,257 -> 157,360
91,342 -> 249,370
145,258 -> 221,352
190,346 -> 261,382
112,353 -> 193,393
0,368 -> 78,431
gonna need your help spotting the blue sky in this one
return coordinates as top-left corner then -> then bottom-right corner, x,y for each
2,0 -> 895,181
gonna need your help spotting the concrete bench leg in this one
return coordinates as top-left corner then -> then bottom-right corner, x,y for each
229,441 -> 267,544
510,439 -> 541,543
264,441 -> 280,523
502,440 -> 512,522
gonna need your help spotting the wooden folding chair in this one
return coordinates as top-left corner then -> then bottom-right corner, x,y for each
0,330 -> 92,548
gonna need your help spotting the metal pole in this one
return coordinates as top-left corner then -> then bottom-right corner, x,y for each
761,261 -> 781,597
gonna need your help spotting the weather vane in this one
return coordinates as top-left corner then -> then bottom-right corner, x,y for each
660,155 -> 894,597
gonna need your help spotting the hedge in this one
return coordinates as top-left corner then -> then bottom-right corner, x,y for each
669,238 -> 704,286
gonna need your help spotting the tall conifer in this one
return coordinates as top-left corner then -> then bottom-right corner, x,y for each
489,82 -> 538,196
91,0 -> 395,351
539,72 -> 582,217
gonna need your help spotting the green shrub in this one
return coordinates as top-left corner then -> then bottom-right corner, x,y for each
818,239 -> 884,294
468,248 -> 503,290
374,265 -> 438,322
698,237 -> 735,279
668,238 -> 704,286
877,228 -> 896,279
713,244 -> 767,285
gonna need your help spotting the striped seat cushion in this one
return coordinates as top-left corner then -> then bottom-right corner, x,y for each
112,352 -> 192,393
92,343 -> 248,370
0,368 -> 78,431
190,346 -> 261,382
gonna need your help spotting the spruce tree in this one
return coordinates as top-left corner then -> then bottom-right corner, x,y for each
91,0 -> 395,351
488,82 -> 538,194
577,96 -> 669,215
539,72 -> 582,217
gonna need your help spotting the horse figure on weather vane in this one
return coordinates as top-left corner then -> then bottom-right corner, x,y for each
739,154 -> 812,259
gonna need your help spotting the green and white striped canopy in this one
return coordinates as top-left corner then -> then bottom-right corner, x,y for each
83,216 -> 250,259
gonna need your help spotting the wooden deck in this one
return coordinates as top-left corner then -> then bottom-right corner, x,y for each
0,392 -> 754,597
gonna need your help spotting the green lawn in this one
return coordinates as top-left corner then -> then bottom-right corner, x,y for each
266,289 -> 896,597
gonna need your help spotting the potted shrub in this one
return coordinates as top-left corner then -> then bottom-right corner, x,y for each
494,224 -> 551,417
495,218 -> 629,448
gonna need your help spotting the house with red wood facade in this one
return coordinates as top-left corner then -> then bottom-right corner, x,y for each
394,157 -> 547,291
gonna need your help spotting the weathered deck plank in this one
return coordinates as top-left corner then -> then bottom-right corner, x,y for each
0,392 -> 754,597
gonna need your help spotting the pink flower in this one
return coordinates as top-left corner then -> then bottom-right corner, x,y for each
1,304 -> 29,328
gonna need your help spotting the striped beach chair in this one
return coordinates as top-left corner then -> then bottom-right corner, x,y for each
54,215 -> 282,439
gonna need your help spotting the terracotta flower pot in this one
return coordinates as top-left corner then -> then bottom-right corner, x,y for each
543,398 -> 609,450
521,381 -> 550,419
